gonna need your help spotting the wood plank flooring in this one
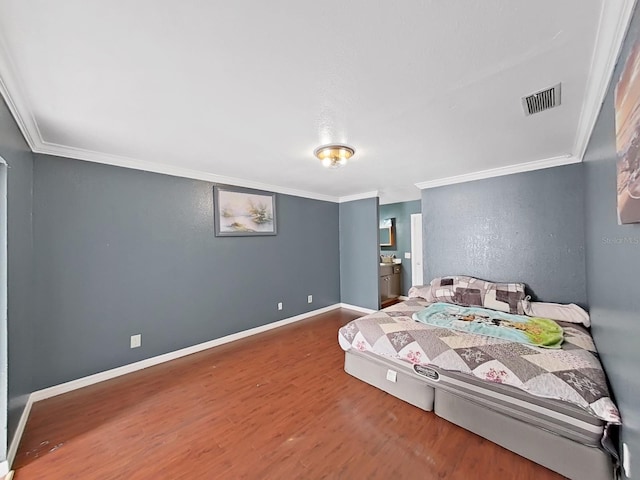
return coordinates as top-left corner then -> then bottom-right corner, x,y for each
380,297 -> 401,309
12,309 -> 564,479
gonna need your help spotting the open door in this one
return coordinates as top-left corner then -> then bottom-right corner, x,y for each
410,213 -> 423,286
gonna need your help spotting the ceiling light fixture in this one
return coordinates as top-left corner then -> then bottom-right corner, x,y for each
314,144 -> 355,169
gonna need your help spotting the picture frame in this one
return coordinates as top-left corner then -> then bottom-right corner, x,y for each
615,40 -> 640,224
214,185 -> 277,236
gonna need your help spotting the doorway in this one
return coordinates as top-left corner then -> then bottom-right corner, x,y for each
410,213 -> 423,286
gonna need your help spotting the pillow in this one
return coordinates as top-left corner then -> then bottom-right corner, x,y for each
408,285 -> 435,302
429,276 -> 526,314
523,301 -> 590,327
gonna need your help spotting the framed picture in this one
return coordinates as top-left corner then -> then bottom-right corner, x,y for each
615,40 -> 640,224
214,185 -> 277,236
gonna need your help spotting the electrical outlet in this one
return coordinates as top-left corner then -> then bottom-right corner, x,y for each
623,442 -> 631,478
130,334 -> 141,349
277,302 -> 283,311
307,295 -> 313,303
404,252 -> 411,259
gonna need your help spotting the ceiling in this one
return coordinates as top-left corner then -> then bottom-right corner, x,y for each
0,1 -> 635,203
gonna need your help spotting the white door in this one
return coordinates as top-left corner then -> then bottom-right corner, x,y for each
410,214 -> 424,286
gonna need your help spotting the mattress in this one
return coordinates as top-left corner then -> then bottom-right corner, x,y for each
338,299 -> 619,449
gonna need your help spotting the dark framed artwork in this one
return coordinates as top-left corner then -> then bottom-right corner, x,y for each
615,40 -> 640,224
214,185 -> 277,236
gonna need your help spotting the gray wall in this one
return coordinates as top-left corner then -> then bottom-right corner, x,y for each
339,198 -> 379,310
0,98 -> 34,453
583,7 -> 640,477
421,164 -> 587,305
31,154 -> 340,389
379,200 -> 421,296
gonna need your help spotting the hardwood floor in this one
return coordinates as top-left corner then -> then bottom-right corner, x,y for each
12,309 -> 564,479
380,297 -> 401,308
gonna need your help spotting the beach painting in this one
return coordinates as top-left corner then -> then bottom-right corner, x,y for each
615,40 -> 640,224
214,186 -> 277,236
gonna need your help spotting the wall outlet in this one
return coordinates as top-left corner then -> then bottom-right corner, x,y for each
307,295 -> 313,303
130,334 -> 141,349
623,442 -> 631,478
404,252 -> 411,259
386,369 -> 397,382
277,302 -> 283,311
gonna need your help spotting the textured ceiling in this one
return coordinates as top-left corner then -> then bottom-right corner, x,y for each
0,1 -> 634,203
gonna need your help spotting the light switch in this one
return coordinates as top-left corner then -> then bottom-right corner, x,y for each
404,252 -> 411,259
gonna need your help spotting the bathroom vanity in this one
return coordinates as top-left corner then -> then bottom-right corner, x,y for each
379,263 -> 402,303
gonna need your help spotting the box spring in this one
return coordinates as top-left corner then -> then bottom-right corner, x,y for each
344,349 -> 614,480
344,349 -> 434,411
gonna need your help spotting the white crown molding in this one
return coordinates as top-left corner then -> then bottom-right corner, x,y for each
415,154 -> 579,190
378,190 -> 422,205
0,2 -> 634,201
0,36 -> 341,203
572,0 -> 637,161
0,31 -> 42,151
338,191 -> 379,203
34,141 -> 340,203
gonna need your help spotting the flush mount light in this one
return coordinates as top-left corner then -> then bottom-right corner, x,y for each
314,144 -> 355,169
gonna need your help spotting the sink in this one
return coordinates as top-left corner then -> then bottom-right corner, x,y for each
380,259 -> 402,265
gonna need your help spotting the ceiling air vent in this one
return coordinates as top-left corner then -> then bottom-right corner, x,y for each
522,83 -> 561,116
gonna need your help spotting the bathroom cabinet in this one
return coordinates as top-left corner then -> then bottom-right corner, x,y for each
380,264 -> 401,303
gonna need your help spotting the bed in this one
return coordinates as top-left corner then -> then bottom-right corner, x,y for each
337,279 -> 621,480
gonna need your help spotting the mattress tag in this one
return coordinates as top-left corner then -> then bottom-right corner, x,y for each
413,364 -> 440,381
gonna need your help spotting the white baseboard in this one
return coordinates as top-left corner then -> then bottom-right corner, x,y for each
6,395 -> 32,471
398,296 -> 409,301
8,303 -> 347,469
31,304 -> 342,402
339,303 -> 376,314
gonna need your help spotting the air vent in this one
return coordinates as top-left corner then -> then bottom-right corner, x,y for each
522,83 -> 561,116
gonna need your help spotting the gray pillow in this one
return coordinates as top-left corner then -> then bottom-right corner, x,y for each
429,276 -> 526,314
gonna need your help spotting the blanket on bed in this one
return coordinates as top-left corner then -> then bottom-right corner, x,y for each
338,300 -> 620,424
412,303 -> 564,349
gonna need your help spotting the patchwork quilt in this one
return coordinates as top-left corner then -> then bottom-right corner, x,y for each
338,300 -> 621,424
